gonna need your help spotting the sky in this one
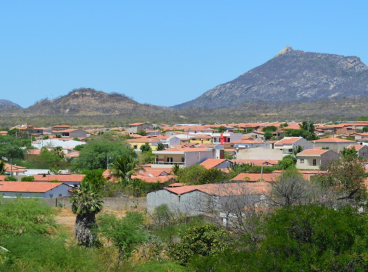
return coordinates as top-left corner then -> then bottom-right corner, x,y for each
1,1 -> 368,108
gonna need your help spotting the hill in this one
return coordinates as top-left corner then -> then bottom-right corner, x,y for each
0,99 -> 22,111
174,46 -> 368,109
24,88 -> 168,116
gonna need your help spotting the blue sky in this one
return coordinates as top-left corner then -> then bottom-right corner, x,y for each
1,1 -> 367,108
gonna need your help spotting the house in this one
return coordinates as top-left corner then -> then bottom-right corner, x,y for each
128,123 -> 153,134
53,129 -> 87,139
127,136 -> 181,151
147,182 -> 271,215
231,173 -> 279,182
0,182 -> 71,198
312,138 -> 356,153
152,145 -> 224,168
32,138 -> 86,150
200,159 -> 232,170
228,140 -> 269,150
274,137 -> 314,156
32,127 -> 52,136
353,133 -> 368,142
52,125 -> 71,131
32,174 -> 85,186
296,148 -> 340,170
347,144 -> 368,159
231,159 -> 279,166
236,147 -> 283,161
211,132 -> 242,144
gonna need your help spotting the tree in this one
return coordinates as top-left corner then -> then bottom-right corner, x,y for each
137,130 -> 147,136
4,176 -> 17,181
363,126 -> 368,132
250,205 -> 368,271
262,126 -> 277,132
176,165 -> 228,185
82,169 -> 106,192
0,160 -> 5,175
70,182 -> 103,247
168,224 -> 229,264
72,138 -> 134,171
98,211 -> 146,259
216,126 -> 227,133
110,154 -> 138,182
156,142 -> 165,151
264,131 -> 273,140
140,142 -> 151,153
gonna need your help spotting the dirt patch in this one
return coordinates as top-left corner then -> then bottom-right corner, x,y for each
54,208 -> 75,235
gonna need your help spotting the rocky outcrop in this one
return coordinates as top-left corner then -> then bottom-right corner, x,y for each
174,47 -> 368,109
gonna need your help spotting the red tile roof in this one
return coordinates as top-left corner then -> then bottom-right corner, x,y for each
0,182 -> 63,193
129,123 -> 145,126
32,174 -> 85,182
164,182 -> 271,196
200,159 -> 228,169
313,138 -> 355,143
231,173 -> 279,182
275,137 -> 302,146
298,149 -> 330,155
347,144 -> 364,151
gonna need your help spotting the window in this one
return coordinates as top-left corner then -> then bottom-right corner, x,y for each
133,145 -> 137,149
300,159 -> 304,164
313,159 -> 317,166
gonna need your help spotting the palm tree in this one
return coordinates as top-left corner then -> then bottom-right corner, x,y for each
0,160 -> 5,175
70,182 -> 103,247
111,154 -> 138,182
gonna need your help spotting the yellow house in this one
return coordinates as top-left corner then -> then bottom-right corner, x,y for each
127,138 -> 161,151
189,134 -> 212,144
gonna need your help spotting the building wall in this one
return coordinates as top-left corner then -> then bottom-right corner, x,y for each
128,124 -> 153,134
185,150 -> 214,167
237,148 -> 283,160
296,156 -> 321,170
69,129 -> 87,139
313,142 -> 353,153
0,184 -> 71,198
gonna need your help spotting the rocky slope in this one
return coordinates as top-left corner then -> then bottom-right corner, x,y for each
0,99 -> 22,111
174,46 -> 368,109
24,88 -> 167,116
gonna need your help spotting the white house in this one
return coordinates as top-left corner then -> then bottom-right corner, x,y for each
274,137 -> 313,156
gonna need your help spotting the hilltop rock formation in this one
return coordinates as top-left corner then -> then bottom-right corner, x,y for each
174,47 -> 368,109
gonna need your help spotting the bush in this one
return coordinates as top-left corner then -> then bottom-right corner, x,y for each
4,176 -> 17,181
21,176 -> 34,182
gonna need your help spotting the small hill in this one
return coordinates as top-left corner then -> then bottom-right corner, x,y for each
24,88 -> 167,116
174,47 -> 368,109
0,99 -> 22,111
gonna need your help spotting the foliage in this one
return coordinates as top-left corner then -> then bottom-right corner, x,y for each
74,144 -> 85,151
168,224 -> 229,264
277,154 -> 296,169
229,163 -> 276,178
98,211 -> 147,259
262,125 -> 277,132
0,198 -> 56,236
156,142 -> 165,151
82,169 -> 106,193
324,150 -> 367,201
111,154 -> 138,181
49,164 -> 61,174
137,130 -> 147,136
140,142 -> 151,153
21,176 -> 34,182
284,121 -> 318,140
264,131 -> 272,140
4,176 -> 17,181
72,134 -> 134,170
176,165 -> 228,185
249,205 -> 368,271
0,135 -> 26,160
0,160 -> 5,175
215,126 -> 227,133
70,181 -> 103,247
363,126 -> 368,132
121,178 -> 166,197
280,122 -> 288,128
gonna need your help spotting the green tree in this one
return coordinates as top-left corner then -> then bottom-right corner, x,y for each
140,142 -> 151,153
72,138 -> 134,171
216,126 -> 227,133
82,169 -> 106,192
137,130 -> 147,136
70,182 -> 103,247
362,126 -> 368,132
111,154 -> 138,182
262,126 -> 277,132
264,131 -> 273,140
176,165 -> 228,185
0,160 -> 5,175
21,176 -> 35,182
169,224 -> 229,264
98,211 -> 147,259
250,205 -> 368,271
156,142 -> 165,151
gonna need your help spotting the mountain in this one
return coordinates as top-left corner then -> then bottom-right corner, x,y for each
24,88 -> 167,116
174,46 -> 368,109
0,99 -> 22,110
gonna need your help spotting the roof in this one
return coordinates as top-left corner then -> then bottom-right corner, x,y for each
275,137 -> 302,146
231,173 -> 279,182
32,174 -> 85,182
0,182 -> 63,193
312,138 -> 355,143
200,159 -> 228,169
347,144 -> 365,151
129,123 -> 146,127
231,159 -> 279,166
298,148 -> 330,155
164,182 -> 271,196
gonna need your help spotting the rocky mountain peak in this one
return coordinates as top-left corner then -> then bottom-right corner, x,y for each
276,46 -> 294,56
